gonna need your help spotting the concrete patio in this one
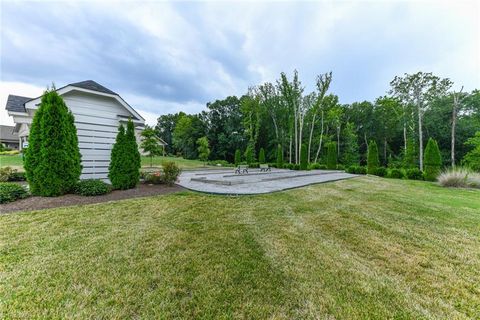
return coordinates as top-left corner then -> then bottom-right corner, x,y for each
176,168 -> 357,195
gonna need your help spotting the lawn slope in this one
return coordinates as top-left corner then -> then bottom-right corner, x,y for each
1,177 -> 479,319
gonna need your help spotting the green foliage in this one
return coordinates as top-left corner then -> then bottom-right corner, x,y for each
342,122 -> 359,166
0,182 -> 28,203
245,146 -> 254,165
374,167 -> 387,177
300,144 -> 308,170
173,114 -> 205,159
403,138 -> 418,168
75,179 -> 111,196
144,171 -> 163,184
196,136 -> 210,164
367,140 -> 380,174
109,120 -> 141,190
347,165 -> 367,174
162,161 -> 181,186
388,168 -> 405,179
24,89 -> 81,196
462,132 -> 480,171
259,148 -> 266,164
308,163 -> 322,170
406,168 -> 423,180
0,167 -> 25,182
423,138 -> 442,181
326,142 -> 337,170
141,127 -> 162,167
276,145 -> 284,168
234,149 -> 242,166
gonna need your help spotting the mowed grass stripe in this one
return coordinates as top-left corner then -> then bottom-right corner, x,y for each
1,177 -> 479,319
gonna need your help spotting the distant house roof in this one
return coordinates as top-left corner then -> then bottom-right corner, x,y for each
69,80 -> 118,95
0,125 -> 18,142
5,95 -> 32,113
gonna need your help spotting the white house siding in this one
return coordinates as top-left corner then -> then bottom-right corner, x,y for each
62,91 -> 139,180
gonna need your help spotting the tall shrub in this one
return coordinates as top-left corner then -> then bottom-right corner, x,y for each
326,142 -> 337,170
26,89 -> 82,196
234,149 -> 241,166
367,140 -> 380,174
276,145 -> 284,168
424,138 -> 442,181
245,146 -> 254,165
300,144 -> 308,170
403,138 -> 417,168
109,120 -> 141,189
196,136 -> 210,165
259,148 -> 266,164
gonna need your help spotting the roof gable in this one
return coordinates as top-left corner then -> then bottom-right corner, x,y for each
5,95 -> 31,113
69,80 -> 117,95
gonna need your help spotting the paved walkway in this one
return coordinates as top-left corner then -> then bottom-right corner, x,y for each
176,168 -> 357,195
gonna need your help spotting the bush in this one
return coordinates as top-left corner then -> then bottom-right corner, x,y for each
249,162 -> 260,168
438,167 -> 480,189
336,164 -> 345,171
346,165 -> 356,174
285,163 -> 294,170
326,142 -> 337,170
406,168 -> 423,180
308,163 -> 321,170
24,89 -> 82,196
374,167 -> 387,177
367,140 -> 380,174
234,149 -> 241,166
259,148 -> 266,164
276,145 -> 284,168
162,161 -> 181,186
75,179 -> 111,196
0,182 -> 28,204
318,164 -> 327,170
347,165 -> 366,174
292,164 -> 300,170
144,171 -> 164,184
109,120 -> 141,190
423,138 -> 442,181
0,167 -> 14,182
388,168 -> 405,179
245,146 -> 254,165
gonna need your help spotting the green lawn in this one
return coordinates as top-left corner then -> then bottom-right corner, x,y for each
0,155 -> 208,171
1,177 -> 479,319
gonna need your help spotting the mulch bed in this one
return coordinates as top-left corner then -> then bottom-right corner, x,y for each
0,183 -> 184,214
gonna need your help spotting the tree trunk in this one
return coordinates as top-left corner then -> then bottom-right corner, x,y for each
336,125 -> 340,158
418,102 -> 424,171
307,113 -> 316,163
384,137 -> 387,165
451,99 -> 456,167
314,111 -> 325,163
294,109 -> 298,165
289,134 -> 292,164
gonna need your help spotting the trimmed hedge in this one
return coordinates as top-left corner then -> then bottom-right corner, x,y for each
75,179 -> 111,196
367,141 -> 380,174
0,182 -> 28,204
276,145 -> 284,168
424,138 -> 442,181
300,145 -> 308,170
326,142 -> 337,170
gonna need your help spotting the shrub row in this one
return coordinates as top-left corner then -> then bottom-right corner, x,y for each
0,183 -> 29,204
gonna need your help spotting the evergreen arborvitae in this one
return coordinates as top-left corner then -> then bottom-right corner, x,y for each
367,140 -> 380,174
234,149 -> 241,165
326,142 -> 337,169
276,145 -> 284,168
32,89 -> 82,196
300,144 -> 308,170
259,148 -> 266,164
109,124 -> 126,188
24,97 -> 45,194
403,138 -> 417,168
342,122 -> 359,166
424,138 -> 442,181
245,146 -> 254,165
124,119 -> 141,187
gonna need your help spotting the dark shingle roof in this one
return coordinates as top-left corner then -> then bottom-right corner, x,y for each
5,95 -> 31,113
0,125 -> 18,142
69,80 -> 117,95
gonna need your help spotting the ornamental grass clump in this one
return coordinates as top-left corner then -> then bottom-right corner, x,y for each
438,167 -> 480,189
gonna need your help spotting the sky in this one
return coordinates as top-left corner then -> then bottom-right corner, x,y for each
1,0 -> 479,126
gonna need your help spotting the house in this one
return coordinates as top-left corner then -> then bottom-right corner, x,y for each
5,80 -> 146,180
0,125 -> 19,149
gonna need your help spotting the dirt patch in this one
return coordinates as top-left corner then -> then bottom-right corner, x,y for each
0,183 -> 184,214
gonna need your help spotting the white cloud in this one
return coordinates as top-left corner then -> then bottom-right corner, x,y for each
0,81 -> 45,126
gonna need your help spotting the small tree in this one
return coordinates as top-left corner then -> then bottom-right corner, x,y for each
367,140 -> 380,174
424,138 -> 442,181
109,120 -> 141,189
326,142 -> 337,169
197,136 -> 210,166
245,146 -> 254,165
462,132 -> 480,171
259,148 -> 266,164
300,144 -> 308,170
276,145 -> 284,168
26,89 -> 82,196
141,127 -> 162,167
403,138 -> 418,168
234,149 -> 241,166
342,122 -> 359,166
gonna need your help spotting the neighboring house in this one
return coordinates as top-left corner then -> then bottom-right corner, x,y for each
0,125 -> 19,149
5,80 -> 146,180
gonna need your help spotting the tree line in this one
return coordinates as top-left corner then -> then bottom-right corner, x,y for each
155,71 -> 480,170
